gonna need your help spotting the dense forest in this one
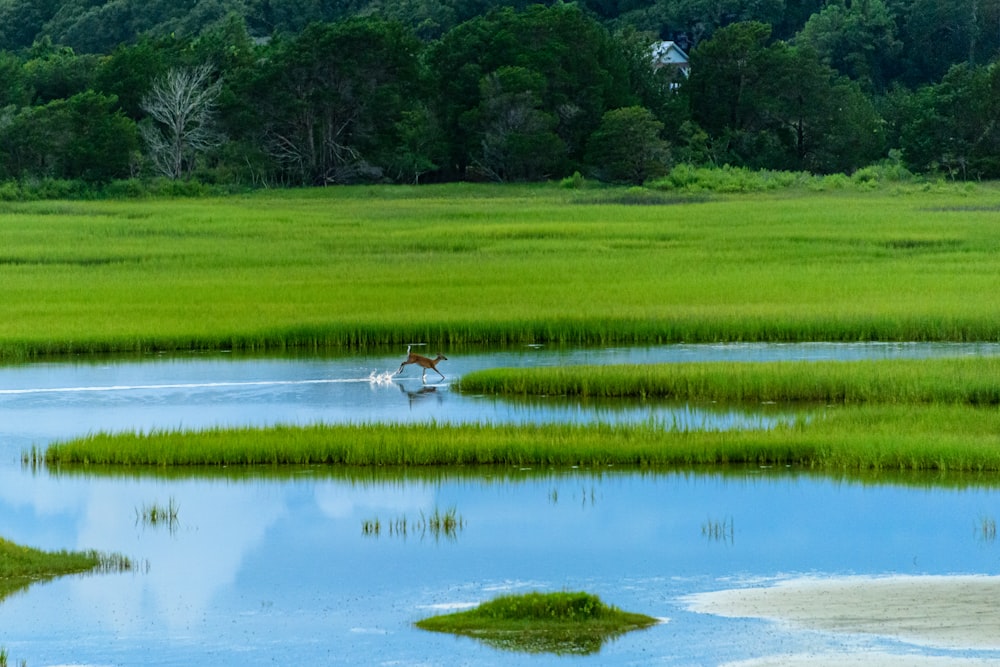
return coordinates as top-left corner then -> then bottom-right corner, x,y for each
0,0 -> 997,190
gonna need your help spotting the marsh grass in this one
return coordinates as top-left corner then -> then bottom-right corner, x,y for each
136,497 -> 179,533
457,357 -> 1000,404
39,402 -> 1000,472
702,517 -> 735,544
362,507 -> 464,541
0,648 -> 25,667
414,591 -> 658,654
5,183 -> 1000,359
0,536 -> 134,603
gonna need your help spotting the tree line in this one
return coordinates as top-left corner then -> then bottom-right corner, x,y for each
0,0 -> 998,190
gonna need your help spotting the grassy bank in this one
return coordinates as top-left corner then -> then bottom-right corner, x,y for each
39,404 -> 1000,472
4,182 -> 1000,359
415,591 -> 658,654
0,536 -> 134,602
457,357 -> 1000,404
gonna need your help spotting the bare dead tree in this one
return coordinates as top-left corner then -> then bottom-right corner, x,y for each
140,65 -> 224,179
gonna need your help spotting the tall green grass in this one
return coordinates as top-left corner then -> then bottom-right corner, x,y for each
415,591 -> 658,655
0,536 -> 134,602
457,357 -> 1000,404
4,182 -> 1000,359
40,406 -> 1000,472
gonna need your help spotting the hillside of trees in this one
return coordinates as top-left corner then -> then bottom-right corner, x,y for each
0,0 -> 997,190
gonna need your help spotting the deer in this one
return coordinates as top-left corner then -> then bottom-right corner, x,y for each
395,345 -> 448,383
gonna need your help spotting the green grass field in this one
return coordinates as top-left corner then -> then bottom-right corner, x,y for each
12,180 -> 1000,472
3,181 -> 1000,360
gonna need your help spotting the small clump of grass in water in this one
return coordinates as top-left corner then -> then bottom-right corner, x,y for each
136,497 -> 179,533
415,591 -> 659,654
362,507 -> 465,541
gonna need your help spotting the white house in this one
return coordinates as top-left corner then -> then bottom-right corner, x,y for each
651,40 -> 690,79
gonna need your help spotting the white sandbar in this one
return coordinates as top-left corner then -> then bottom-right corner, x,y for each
686,575 -> 1000,653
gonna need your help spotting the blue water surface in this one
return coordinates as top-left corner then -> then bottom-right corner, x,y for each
1,343 -> 999,666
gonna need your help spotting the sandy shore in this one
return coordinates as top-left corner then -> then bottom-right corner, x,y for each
685,575 -> 1000,660
720,655 -> 1000,667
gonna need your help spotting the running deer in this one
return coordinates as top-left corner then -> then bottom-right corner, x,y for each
395,345 -> 448,382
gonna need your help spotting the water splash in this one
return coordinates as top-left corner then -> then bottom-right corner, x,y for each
368,370 -> 396,386
0,374 -> 399,396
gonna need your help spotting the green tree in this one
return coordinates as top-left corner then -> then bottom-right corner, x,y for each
243,0 -> 368,36
373,0 -> 460,40
796,0 -> 901,93
42,1 -> 138,54
611,0 -> 789,46
384,106 -> 446,184
22,40 -> 99,105
0,52 -> 32,109
427,4 -> 637,178
898,63 -> 1000,178
475,66 -> 565,181
0,91 -> 137,182
94,38 -> 171,119
0,0 -> 61,52
895,0 -> 1000,85
685,20 -> 773,159
687,22 -> 882,172
761,43 -> 883,172
41,0 -> 250,54
60,91 -> 141,182
586,105 -> 670,183
244,17 -> 424,184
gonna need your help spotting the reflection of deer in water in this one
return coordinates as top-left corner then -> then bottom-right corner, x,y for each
395,345 -> 448,383
398,382 -> 440,408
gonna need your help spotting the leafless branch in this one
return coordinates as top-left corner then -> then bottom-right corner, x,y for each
140,65 -> 224,179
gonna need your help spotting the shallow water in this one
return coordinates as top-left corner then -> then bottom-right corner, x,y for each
2,341 -> 998,460
2,343 -> 1000,666
2,467 -> 1000,665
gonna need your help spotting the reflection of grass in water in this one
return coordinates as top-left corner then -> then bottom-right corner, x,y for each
702,517 -> 734,545
978,515 -> 997,542
415,591 -> 658,655
548,486 -> 597,507
0,536 -> 135,605
362,507 -> 465,541
136,497 -> 179,533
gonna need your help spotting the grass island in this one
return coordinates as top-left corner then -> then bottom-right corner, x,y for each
414,591 -> 660,654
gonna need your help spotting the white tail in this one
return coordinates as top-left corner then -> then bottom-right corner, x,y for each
395,346 -> 448,382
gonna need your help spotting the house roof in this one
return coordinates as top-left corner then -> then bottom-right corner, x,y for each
651,40 -> 690,68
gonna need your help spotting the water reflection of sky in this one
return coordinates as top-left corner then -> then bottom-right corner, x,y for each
1,467 -> 999,665
2,343 -> 1000,665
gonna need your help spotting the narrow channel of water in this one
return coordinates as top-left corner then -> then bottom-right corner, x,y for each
2,342 -> 998,460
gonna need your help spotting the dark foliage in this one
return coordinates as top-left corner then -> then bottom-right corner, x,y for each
0,1 -> 995,187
